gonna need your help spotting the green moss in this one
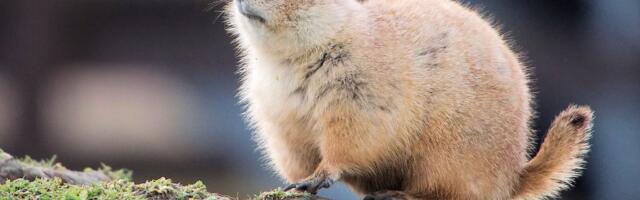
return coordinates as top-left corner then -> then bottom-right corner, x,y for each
84,164 -> 134,181
0,178 -> 229,200
0,150 -> 229,199
0,178 -> 142,200
135,177 -> 223,199
18,155 -> 61,169
14,153 -> 133,181
254,188 -> 312,200
0,150 -> 262,199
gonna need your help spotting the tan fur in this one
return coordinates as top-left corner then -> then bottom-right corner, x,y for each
225,0 -> 593,199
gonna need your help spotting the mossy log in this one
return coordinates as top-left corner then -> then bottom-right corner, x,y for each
0,149 -> 328,200
0,151 -> 113,185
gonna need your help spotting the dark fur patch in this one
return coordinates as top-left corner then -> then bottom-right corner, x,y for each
315,84 -> 333,101
412,188 -> 456,199
290,51 -> 329,98
342,159 -> 409,194
363,190 -> 410,200
305,44 -> 349,80
304,52 -> 329,80
418,45 -> 447,68
327,44 -> 349,65
291,43 -> 351,98
376,97 -> 397,113
418,33 -> 449,68
338,73 -> 368,100
292,86 -> 307,96
418,46 -> 447,57
378,105 -> 390,112
314,71 -> 370,104
569,114 -> 587,128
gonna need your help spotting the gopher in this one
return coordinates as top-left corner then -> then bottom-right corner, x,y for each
225,0 -> 593,199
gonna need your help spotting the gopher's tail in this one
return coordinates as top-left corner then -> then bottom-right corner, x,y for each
512,105 -> 594,200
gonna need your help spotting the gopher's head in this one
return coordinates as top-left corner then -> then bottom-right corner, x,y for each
227,0 -> 363,56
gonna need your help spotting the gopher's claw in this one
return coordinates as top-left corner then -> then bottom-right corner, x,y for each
284,177 -> 334,194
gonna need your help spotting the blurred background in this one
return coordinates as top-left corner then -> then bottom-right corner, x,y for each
0,0 -> 638,199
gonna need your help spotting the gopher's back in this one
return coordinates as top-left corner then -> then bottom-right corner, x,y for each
342,0 -> 533,198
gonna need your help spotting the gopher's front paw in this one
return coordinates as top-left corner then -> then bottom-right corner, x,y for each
284,175 -> 334,194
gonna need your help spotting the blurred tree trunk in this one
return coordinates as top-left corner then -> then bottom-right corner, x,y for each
4,0 -> 62,157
